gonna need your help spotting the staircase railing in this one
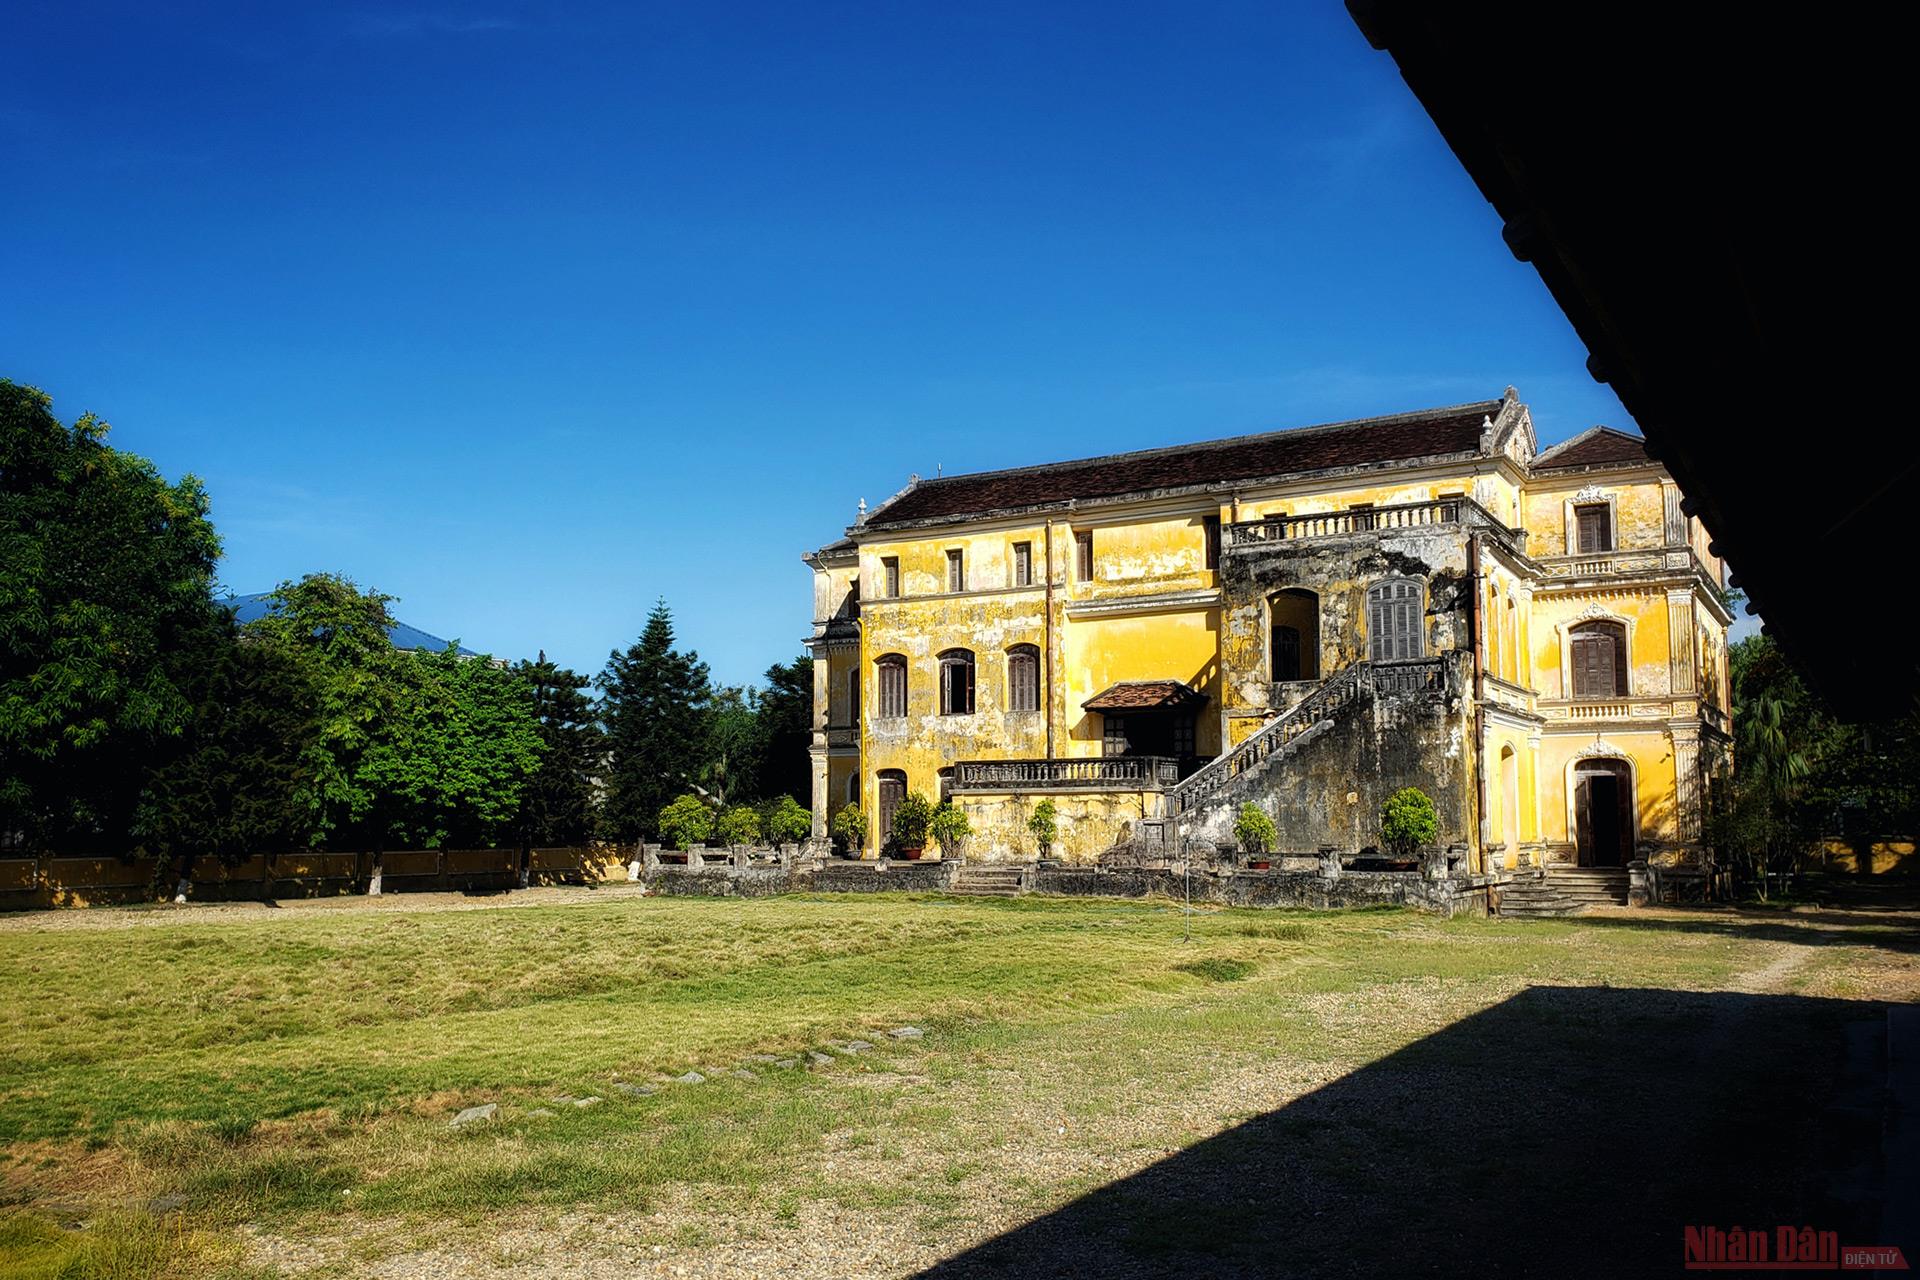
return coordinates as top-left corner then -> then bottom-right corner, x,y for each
1171,658 -> 1446,815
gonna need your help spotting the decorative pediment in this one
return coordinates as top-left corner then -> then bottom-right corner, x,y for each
1573,483 -> 1608,502
1577,737 -> 1631,760
1578,603 -> 1615,620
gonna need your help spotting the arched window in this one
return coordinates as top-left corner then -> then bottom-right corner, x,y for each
1569,621 -> 1628,699
876,770 -> 907,846
1269,588 -> 1319,681
1006,644 -> 1040,712
846,667 -> 860,725
1367,578 -> 1425,661
846,772 -> 860,806
939,649 -> 976,715
875,654 -> 907,718
1485,585 -> 1501,677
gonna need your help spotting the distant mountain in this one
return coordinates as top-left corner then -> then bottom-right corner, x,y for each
225,593 -> 478,657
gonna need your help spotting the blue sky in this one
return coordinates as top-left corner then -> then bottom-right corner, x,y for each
2,1 -> 1643,684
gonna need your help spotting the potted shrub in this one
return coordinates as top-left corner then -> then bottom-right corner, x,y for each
717,805 -> 761,847
890,792 -> 935,859
830,803 -> 868,858
765,795 -> 812,848
929,801 -> 971,861
1380,786 -> 1438,872
1027,798 -> 1058,861
1234,802 -> 1278,870
657,793 -> 714,858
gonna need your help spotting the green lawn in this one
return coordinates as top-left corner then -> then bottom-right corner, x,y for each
0,892 -> 1912,1278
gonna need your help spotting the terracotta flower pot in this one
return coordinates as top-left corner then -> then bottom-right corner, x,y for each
897,845 -> 925,860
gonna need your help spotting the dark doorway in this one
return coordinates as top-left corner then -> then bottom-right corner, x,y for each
1574,761 -> 1635,866
1268,589 -> 1319,682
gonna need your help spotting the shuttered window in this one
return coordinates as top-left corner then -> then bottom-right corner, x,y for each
1012,541 -> 1032,586
882,557 -> 900,597
1075,530 -> 1094,582
1102,715 -> 1128,757
877,771 -> 906,845
1007,645 -> 1040,712
1570,622 -> 1629,698
875,655 -> 907,718
1203,516 -> 1220,570
939,649 -> 976,715
946,549 -> 965,592
1367,579 -> 1425,661
1575,503 -> 1613,553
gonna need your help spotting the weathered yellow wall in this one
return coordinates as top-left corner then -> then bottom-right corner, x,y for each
1529,588 -> 1675,702
1060,608 -> 1221,755
1521,474 -> 1668,558
954,790 -> 1159,864
1815,838 -> 1918,876
1067,512 -> 1216,596
1535,731 -> 1680,853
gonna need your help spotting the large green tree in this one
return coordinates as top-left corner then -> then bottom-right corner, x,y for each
704,684 -> 764,807
513,652 -> 603,848
242,574 -> 407,856
133,624 -> 317,887
598,601 -> 711,841
363,644 -> 545,851
755,655 -> 814,806
0,380 -> 225,851
1712,633 -> 1920,895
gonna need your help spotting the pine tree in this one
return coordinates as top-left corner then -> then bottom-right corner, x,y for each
597,601 -> 712,842
514,651 -> 603,845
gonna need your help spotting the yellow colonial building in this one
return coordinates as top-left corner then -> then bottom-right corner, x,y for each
804,389 -> 1732,903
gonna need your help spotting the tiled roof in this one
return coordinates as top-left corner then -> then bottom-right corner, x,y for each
864,400 -> 1503,527
226,593 -> 478,656
1534,426 -> 1650,471
1082,680 -> 1211,712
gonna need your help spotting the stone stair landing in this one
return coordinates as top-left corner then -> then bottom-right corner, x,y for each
947,866 -> 1025,898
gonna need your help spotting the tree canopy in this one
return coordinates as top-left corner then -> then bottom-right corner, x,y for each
1,381 -> 225,850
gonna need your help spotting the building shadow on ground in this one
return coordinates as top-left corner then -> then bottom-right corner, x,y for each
919,986 -> 1895,1279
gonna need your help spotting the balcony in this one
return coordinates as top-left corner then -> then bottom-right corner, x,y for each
951,756 -> 1184,793
1227,497 -> 1518,551
1534,545 -> 1726,599
823,724 -> 856,749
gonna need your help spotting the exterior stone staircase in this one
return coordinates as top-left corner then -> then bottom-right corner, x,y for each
1497,867 -> 1631,917
1496,873 -> 1584,918
947,866 -> 1025,898
1551,867 -> 1632,907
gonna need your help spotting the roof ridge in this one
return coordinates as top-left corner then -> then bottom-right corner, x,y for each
872,396 -> 1504,506
1534,423 -> 1644,462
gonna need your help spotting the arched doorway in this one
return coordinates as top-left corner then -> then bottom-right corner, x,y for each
1573,760 -> 1635,866
1268,589 -> 1319,682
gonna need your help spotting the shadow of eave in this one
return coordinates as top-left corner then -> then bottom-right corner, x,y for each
917,985 -> 1897,1279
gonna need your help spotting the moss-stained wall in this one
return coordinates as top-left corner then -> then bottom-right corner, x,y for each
953,789 -> 1161,864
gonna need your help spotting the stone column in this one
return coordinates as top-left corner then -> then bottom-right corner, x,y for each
1667,589 -> 1697,696
809,741 -> 830,840
1672,727 -> 1703,845
1661,481 -> 1687,547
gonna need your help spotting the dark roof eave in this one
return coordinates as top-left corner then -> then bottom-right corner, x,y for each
858,448 -> 1491,535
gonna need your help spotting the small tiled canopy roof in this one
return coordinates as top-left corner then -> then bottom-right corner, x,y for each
1533,426 -> 1650,471
1082,680 -> 1211,713
865,400 -> 1502,527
